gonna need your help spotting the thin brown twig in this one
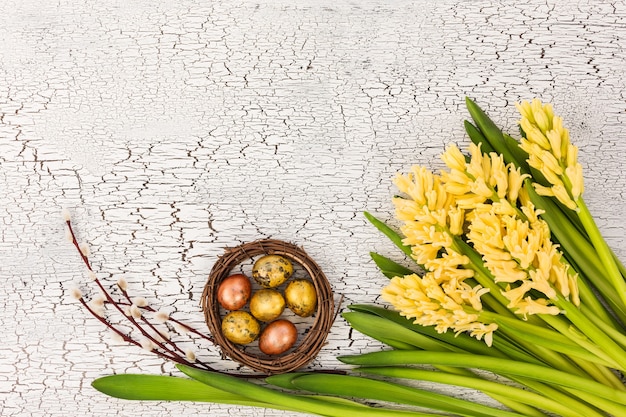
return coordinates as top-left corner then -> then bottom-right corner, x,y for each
66,218 -> 269,378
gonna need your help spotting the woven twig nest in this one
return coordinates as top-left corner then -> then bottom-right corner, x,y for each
202,239 -> 335,374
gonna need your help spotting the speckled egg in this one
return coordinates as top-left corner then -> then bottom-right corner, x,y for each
221,311 -> 260,345
252,255 -> 293,288
284,279 -> 317,317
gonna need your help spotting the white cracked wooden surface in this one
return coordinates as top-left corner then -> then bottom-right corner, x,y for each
1,0 -> 626,416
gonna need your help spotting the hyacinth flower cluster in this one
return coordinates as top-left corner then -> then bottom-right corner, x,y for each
382,139 -> 579,345
70,98 -> 626,417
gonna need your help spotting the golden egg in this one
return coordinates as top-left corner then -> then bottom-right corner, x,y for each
221,311 -> 260,345
252,255 -> 293,288
284,279 -> 317,317
250,289 -> 285,322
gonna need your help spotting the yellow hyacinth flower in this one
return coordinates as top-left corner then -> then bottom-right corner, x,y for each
441,143 -> 528,210
393,166 -> 460,264
467,203 -> 579,316
516,99 -> 584,211
382,272 -> 496,345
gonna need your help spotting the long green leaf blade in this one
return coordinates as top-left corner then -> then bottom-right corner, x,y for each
370,252 -> 416,278
92,374 -> 288,409
364,211 -> 412,257
285,373 -> 527,417
177,365 -> 438,417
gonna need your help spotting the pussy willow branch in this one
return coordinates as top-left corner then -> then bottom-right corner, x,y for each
65,218 -> 266,377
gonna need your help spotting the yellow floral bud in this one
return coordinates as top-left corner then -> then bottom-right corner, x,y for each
502,281 -> 533,308
470,178 -> 493,198
529,269 -> 557,300
516,297 -> 561,317
566,144 -> 579,170
521,119 -> 551,149
448,207 -> 465,235
546,130 -> 562,160
533,108 -> 551,132
515,101 -> 534,123
441,144 -> 467,172
552,184 -> 577,210
541,166 -> 565,188
540,150 -> 563,176
507,166 -> 529,202
566,163 -> 584,200
568,273 -> 580,306
445,182 -> 472,195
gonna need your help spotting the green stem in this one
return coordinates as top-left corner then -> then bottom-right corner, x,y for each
613,248 -> 626,280
484,312 -> 618,370
556,296 -> 626,372
527,184 -> 626,323
537,314 -> 621,370
573,267 -> 618,326
581,305 -> 626,350
338,351 -> 626,409
576,197 -> 626,308
357,367 -> 586,417
563,387 -> 626,417
342,310 -> 547,416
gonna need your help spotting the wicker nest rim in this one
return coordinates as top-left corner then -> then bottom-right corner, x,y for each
202,239 -> 334,374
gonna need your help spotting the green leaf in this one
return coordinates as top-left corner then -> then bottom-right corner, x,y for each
347,304 -> 495,355
286,373 -> 527,417
91,374 -> 286,409
464,119 -> 495,154
465,98 -> 514,164
343,311 -> 458,352
364,212 -> 412,257
177,365 -> 434,417
370,252 -> 416,278
501,133 -> 530,173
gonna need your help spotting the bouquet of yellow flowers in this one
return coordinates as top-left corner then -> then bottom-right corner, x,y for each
74,98 -> 626,417
350,98 -> 626,416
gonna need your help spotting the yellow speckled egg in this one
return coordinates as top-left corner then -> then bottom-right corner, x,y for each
250,289 -> 285,322
221,311 -> 260,345
285,279 -> 317,317
252,255 -> 293,288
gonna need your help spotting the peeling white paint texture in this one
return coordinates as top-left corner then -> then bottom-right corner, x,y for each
1,0 -> 626,416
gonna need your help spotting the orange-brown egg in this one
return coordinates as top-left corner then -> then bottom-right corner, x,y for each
217,274 -> 252,311
258,319 -> 297,355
